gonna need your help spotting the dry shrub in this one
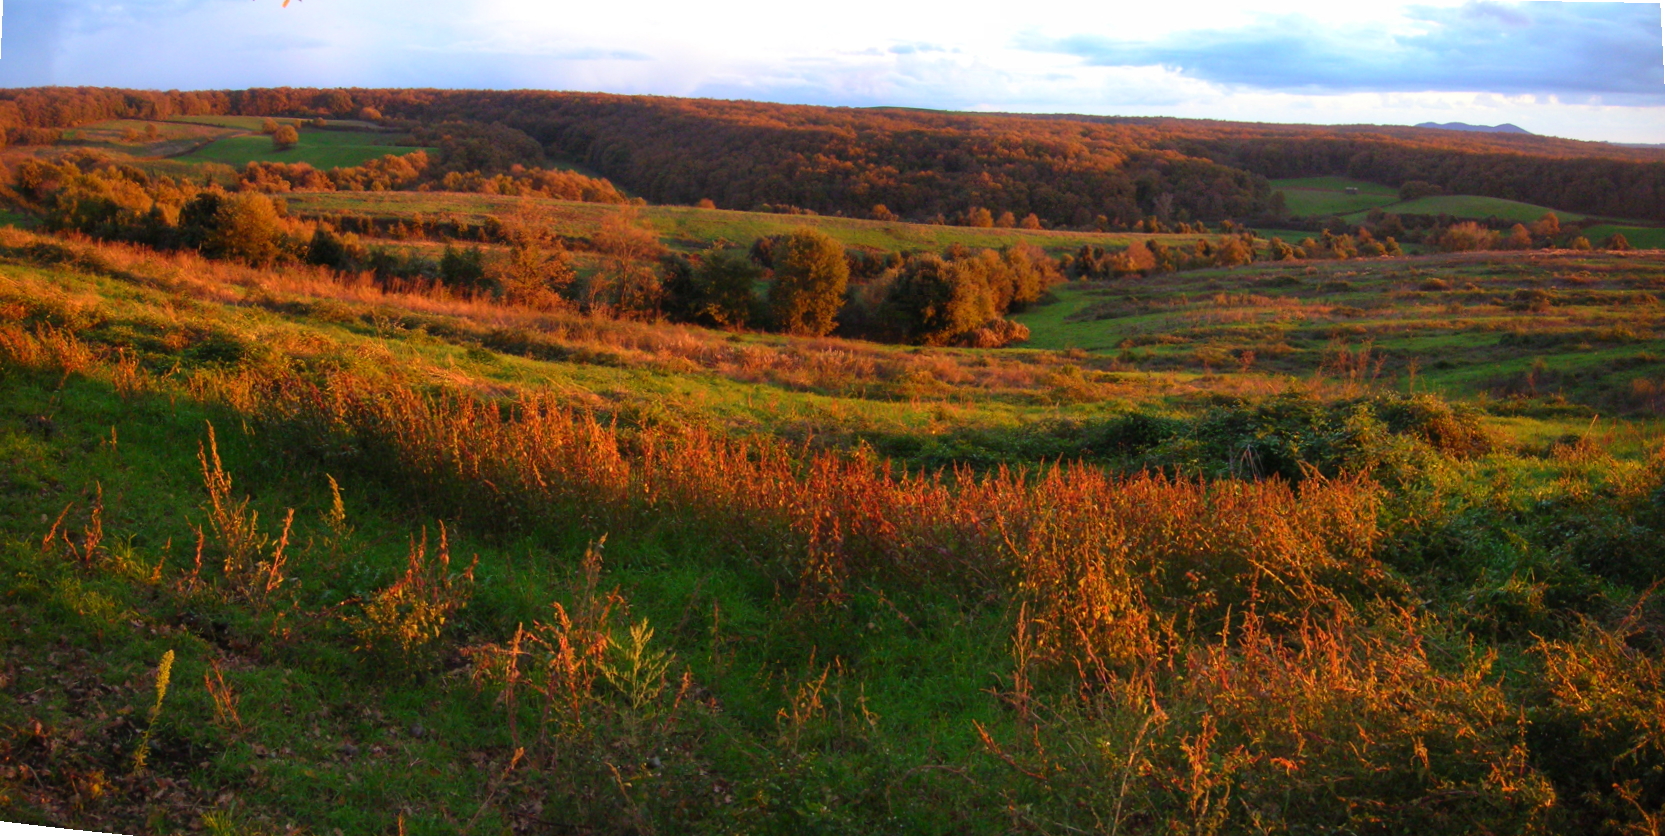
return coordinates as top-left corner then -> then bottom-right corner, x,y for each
350,524 -> 476,663
196,422 -> 294,602
1536,604 -> 1665,832
467,540 -> 684,754
997,608 -> 1555,833
1008,473 -> 1384,676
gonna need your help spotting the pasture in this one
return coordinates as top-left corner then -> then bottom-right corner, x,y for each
285,190 -> 1252,256
1270,176 -> 1401,216
1344,193 -> 1588,224
174,128 -> 435,169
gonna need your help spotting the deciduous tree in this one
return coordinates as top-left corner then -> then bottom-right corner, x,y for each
767,227 -> 849,336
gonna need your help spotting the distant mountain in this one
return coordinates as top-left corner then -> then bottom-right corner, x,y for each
1416,122 -> 1532,134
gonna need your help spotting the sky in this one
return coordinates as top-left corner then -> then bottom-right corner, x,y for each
0,0 -> 1661,143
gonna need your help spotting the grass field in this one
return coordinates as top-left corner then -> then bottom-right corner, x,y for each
1013,249 -> 1665,412
174,128 -> 434,170
1343,193 -> 1589,224
284,191 -> 1251,256
1581,223 -> 1665,248
166,115 -> 302,131
1269,176 -> 1401,217
58,120 -> 238,159
3,226 -> 1665,834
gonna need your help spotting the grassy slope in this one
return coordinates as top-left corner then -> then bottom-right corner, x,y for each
1267,178 -> 1661,239
57,120 -> 239,160
1346,194 -> 1589,224
0,239 -> 1026,833
1270,177 -> 1401,217
283,191 -> 1239,256
1013,250 -> 1665,416
4,232 -> 1665,834
175,129 -> 434,170
1581,224 -> 1665,249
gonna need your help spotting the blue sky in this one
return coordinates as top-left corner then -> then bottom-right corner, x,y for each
1,0 -> 1661,142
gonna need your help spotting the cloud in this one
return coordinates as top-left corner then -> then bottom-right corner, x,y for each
1025,1 -> 1665,100
1,0 -> 1661,143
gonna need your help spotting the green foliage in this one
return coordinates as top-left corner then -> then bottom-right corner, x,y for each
768,227 -> 849,336
205,192 -> 291,267
270,125 -> 299,151
667,245 -> 761,328
438,244 -> 487,289
885,253 -> 997,345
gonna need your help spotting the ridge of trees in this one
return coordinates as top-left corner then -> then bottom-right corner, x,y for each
3,87 -> 1663,226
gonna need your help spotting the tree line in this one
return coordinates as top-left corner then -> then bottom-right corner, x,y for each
5,87 -> 1661,224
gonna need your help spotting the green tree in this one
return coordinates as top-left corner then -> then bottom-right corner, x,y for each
488,202 -> 575,308
1399,180 -> 1442,201
440,245 -> 487,288
683,246 -> 761,327
767,227 -> 849,336
885,253 -> 996,345
207,192 -> 289,266
306,226 -> 353,270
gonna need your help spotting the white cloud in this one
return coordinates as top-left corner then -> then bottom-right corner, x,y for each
1,0 -> 1660,142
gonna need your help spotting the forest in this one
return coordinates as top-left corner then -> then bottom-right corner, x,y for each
4,87 -> 1664,227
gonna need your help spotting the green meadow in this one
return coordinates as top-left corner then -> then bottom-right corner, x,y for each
175,129 -> 434,170
1269,176 -> 1401,216
1345,193 -> 1589,224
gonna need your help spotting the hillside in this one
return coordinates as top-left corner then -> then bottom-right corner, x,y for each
3,221 -> 1665,833
6,88 -> 1665,227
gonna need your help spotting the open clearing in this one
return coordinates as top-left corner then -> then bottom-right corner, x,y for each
1344,193 -> 1589,224
174,128 -> 434,169
1270,176 -> 1401,217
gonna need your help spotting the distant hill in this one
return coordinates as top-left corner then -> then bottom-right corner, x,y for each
1415,122 -> 1532,134
9,87 -> 1665,222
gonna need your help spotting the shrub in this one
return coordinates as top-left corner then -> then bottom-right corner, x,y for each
673,245 -> 760,328
1439,222 -> 1497,252
351,524 -> 476,666
767,227 -> 849,336
271,125 -> 299,151
1399,180 -> 1442,201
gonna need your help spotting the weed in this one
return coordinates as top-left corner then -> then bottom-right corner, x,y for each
130,649 -> 175,775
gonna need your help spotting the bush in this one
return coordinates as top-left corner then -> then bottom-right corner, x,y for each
674,246 -> 761,328
205,192 -> 291,267
1399,180 -> 1443,201
1439,222 -> 1498,252
271,125 -> 299,151
767,227 -> 849,336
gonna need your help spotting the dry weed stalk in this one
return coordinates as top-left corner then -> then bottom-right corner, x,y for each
351,523 -> 476,660
204,659 -> 243,732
